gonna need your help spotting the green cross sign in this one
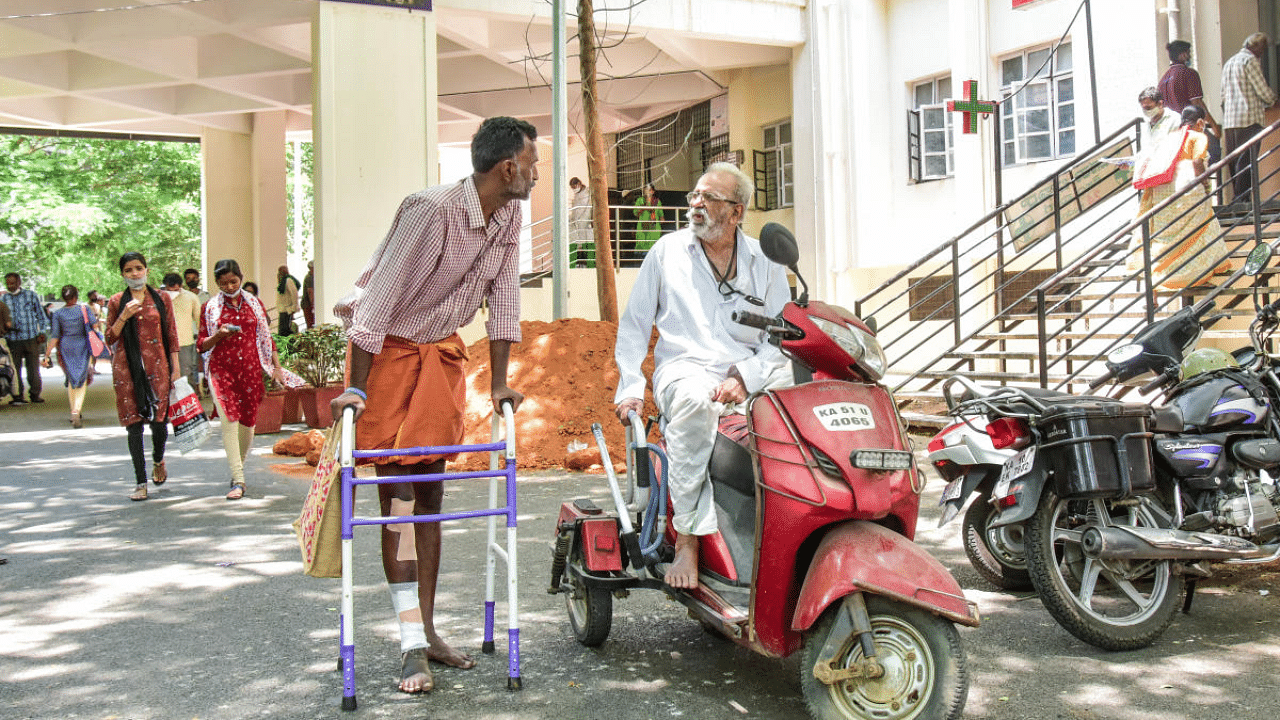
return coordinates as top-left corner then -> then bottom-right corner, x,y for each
947,80 -> 997,135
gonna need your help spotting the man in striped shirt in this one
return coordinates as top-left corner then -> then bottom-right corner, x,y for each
3,272 -> 50,405
331,116 -> 534,695
1221,33 -> 1278,203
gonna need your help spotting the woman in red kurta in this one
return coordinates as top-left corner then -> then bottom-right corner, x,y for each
105,252 -> 181,502
198,259 -> 288,500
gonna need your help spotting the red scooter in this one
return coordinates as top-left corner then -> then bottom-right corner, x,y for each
550,224 -> 979,720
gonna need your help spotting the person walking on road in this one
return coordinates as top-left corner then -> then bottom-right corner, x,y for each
44,285 -> 96,428
3,272 -> 50,405
163,273 -> 202,393
276,265 -> 301,337
330,115 -> 531,695
198,259 -> 294,500
105,252 -> 180,502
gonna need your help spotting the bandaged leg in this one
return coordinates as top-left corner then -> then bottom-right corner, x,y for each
389,580 -> 428,652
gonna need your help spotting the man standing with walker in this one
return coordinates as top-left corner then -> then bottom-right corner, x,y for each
331,116 -> 533,695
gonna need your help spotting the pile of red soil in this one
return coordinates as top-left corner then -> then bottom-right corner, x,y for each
455,318 -> 658,471
268,318 -> 656,475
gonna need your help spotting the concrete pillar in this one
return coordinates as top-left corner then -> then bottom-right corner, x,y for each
252,110 -> 289,308
312,2 -> 438,325
201,128 -> 255,286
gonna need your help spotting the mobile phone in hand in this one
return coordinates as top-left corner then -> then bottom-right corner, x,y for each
224,324 -> 241,333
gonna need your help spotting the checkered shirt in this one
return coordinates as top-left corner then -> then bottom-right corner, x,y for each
2,287 -> 49,342
335,176 -> 522,355
1221,48 -> 1277,129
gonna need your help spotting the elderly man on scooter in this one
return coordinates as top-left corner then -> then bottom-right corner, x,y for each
614,162 -> 792,590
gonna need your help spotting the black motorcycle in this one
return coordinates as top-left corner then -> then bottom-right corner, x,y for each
957,242 -> 1280,650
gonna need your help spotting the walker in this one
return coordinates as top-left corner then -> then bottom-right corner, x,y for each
337,402 -> 520,711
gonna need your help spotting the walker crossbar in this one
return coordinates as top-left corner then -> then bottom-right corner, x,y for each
337,401 -> 521,711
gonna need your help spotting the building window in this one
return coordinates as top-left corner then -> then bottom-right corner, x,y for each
753,120 -> 793,210
907,76 -> 954,182
1000,42 -> 1075,165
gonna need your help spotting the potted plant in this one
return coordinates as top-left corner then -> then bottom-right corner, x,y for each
274,333 -> 303,425
285,323 -> 347,429
257,368 -> 286,434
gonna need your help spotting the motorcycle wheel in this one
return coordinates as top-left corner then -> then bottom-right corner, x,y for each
800,596 -> 968,720
1025,489 -> 1184,651
962,488 -> 1032,591
563,567 -> 612,647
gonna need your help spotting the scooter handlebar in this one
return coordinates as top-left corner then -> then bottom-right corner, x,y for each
732,310 -> 778,330
1087,368 -> 1115,390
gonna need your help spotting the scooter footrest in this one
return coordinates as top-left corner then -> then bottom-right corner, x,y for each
572,498 -> 603,515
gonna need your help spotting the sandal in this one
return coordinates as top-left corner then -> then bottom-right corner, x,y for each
152,460 -> 167,486
399,648 -> 433,694
225,483 -> 245,500
130,484 -> 148,502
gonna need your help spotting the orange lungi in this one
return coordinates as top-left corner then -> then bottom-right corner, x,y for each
354,334 -> 469,466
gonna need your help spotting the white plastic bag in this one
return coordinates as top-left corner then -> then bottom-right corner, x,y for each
169,377 -> 211,454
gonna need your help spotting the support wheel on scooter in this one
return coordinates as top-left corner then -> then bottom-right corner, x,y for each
564,569 -> 612,647
800,596 -> 968,720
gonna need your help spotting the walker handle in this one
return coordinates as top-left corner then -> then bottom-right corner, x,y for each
339,405 -> 355,468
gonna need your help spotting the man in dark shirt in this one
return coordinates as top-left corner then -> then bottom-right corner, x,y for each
1158,40 -> 1221,162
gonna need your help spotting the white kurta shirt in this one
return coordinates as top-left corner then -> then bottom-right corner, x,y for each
614,227 -> 790,404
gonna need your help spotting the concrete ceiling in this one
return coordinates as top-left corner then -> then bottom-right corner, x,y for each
0,0 -> 796,142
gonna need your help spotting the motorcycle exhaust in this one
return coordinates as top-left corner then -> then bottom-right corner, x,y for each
1080,525 -> 1272,562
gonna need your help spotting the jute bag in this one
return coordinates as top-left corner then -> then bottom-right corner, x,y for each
293,423 -> 343,578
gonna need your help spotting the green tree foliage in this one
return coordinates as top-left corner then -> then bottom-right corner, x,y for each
285,139 -> 314,259
0,134 -> 201,300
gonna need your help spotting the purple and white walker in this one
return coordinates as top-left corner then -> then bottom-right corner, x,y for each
337,402 -> 521,711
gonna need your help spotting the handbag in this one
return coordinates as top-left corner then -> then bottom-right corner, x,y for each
1133,128 -> 1187,190
293,423 -> 343,578
168,377 -> 211,454
81,304 -> 111,359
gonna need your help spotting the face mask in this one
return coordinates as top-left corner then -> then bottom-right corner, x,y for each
221,288 -> 243,299
125,276 -> 147,290
165,289 -> 179,299
1144,106 -> 1161,120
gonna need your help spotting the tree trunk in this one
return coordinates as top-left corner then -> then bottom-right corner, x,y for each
577,0 -> 618,323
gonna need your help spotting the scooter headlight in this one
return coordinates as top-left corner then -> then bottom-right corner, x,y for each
1107,344 -> 1144,365
812,317 -> 888,381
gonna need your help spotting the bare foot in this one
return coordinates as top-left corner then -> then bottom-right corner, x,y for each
399,648 -> 433,693
665,533 -> 700,589
426,638 -> 475,669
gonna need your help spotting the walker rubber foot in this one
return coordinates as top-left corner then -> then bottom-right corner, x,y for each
481,640 -> 495,654
341,695 -> 357,711
508,677 -> 523,691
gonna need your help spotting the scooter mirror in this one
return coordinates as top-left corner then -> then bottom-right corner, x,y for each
760,223 -> 800,268
1243,242 -> 1275,276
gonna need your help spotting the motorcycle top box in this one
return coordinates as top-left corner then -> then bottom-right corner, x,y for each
1035,402 -> 1156,500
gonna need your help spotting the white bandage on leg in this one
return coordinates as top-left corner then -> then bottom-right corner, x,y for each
389,582 -> 427,652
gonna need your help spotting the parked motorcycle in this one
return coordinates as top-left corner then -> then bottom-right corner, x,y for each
550,223 -> 979,720
946,242 -> 1280,650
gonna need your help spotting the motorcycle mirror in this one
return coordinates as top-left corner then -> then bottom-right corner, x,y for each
1243,243 -> 1274,276
760,223 -> 800,268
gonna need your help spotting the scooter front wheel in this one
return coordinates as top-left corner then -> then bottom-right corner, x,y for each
800,596 -> 968,720
564,569 -> 612,647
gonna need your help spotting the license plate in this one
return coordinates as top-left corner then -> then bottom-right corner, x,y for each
997,447 -> 1036,496
939,478 -> 964,504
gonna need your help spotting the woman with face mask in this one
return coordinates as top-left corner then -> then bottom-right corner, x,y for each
105,252 -> 181,501
197,259 -> 294,500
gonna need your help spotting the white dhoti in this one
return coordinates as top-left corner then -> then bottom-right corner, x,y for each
658,372 -> 735,537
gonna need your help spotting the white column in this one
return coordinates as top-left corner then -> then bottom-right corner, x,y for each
252,110 -> 289,296
313,2 -> 438,325
201,129 -> 255,282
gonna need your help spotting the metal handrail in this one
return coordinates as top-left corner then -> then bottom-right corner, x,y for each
880,116 -> 1280,398
522,203 -> 692,272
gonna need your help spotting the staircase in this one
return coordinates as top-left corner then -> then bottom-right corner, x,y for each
856,118 -> 1280,421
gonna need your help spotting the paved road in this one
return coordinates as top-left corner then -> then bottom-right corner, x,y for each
1,368 -> 1278,719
